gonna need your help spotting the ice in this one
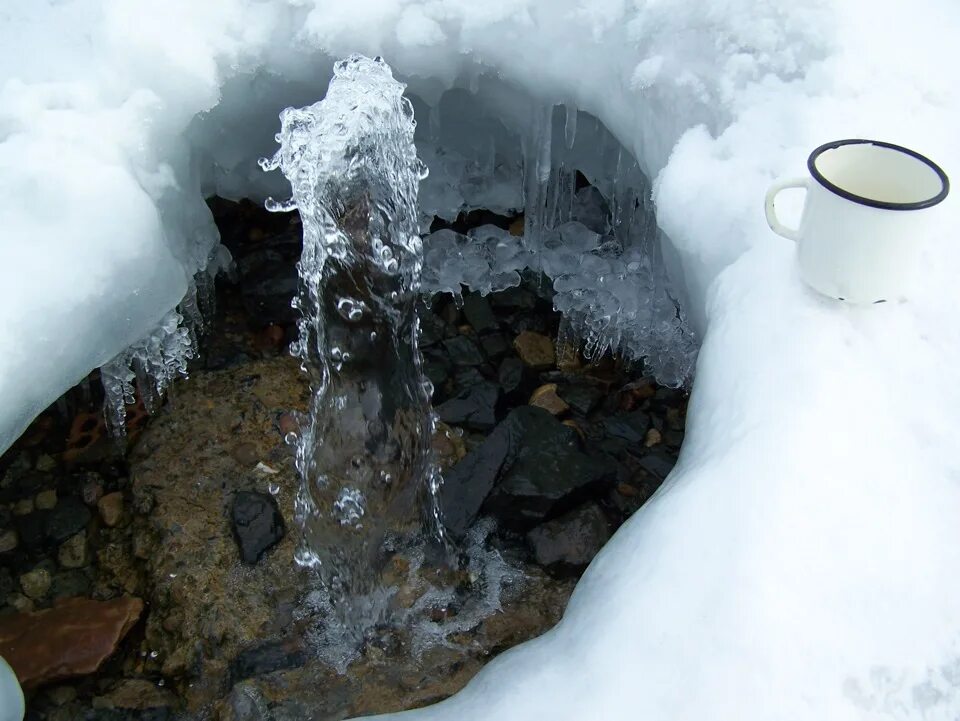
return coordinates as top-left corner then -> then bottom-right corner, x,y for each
2,0 -> 959,719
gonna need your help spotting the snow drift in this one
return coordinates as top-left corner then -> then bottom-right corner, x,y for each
2,0 -> 959,719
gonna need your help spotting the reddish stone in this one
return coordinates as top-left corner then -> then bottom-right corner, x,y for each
0,596 -> 143,689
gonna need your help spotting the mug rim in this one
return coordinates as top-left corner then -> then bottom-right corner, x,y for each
808,138 -> 950,211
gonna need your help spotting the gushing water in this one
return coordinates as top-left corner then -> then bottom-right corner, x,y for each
261,56 -> 443,608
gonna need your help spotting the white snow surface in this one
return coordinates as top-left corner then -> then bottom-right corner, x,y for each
2,0 -> 960,719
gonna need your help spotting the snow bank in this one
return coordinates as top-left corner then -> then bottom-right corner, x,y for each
2,0 -> 959,718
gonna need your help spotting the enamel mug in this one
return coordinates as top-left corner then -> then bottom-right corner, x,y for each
765,139 -> 949,303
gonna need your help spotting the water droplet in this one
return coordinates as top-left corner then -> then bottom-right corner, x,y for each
168,573 -> 177,579
157,679 -> 165,687
284,431 -> 298,445
336,297 -> 365,321
333,487 -> 365,527
268,481 -> 281,495
379,471 -> 393,485
369,331 -> 378,342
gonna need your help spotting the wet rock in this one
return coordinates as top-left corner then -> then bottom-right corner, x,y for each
462,295 -> 498,334
442,336 -> 484,367
35,490 -> 57,510
557,382 -> 604,416
528,384 -> 569,416
15,512 -> 46,552
50,569 -> 92,600
644,428 -> 662,447
44,496 -> 91,543
441,406 -> 617,534
489,286 -> 537,310
13,498 -> 33,516
485,410 -> 618,528
35,455 -> 57,473
229,637 -> 307,684
93,678 -> 177,712
58,532 -> 88,569
231,492 -> 285,565
0,529 -> 17,553
81,477 -> 104,507
479,333 -> 510,360
601,411 -> 651,445
513,331 -> 555,370
98,493 -> 124,528
7,593 -> 32,612
231,443 -> 260,468
436,382 -> 500,431
497,358 -> 524,394
637,452 -> 676,482
527,504 -> 610,571
20,567 -> 51,600
0,596 -> 143,689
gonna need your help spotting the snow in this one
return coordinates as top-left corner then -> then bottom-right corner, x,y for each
1,0 -> 959,718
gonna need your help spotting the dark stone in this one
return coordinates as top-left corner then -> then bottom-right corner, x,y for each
423,361 -> 450,395
601,411 -> 651,445
451,367 -> 487,394
498,358 -> 524,394
231,492 -> 285,565
0,568 -> 13,600
417,307 -> 447,348
15,512 -> 47,552
479,333 -> 510,360
442,336 -> 484,367
436,382 -> 500,431
558,382 -> 605,416
489,287 -> 537,310
527,503 -> 611,570
51,569 -> 93,600
44,496 -> 91,544
230,637 -> 307,684
637,452 -> 676,482
461,295 -> 498,333
441,406 -> 617,535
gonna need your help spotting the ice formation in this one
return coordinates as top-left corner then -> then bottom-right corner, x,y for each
2,0 -> 959,719
261,56 -> 442,607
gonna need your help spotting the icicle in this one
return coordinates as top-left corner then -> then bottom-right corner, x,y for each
564,104 -> 578,149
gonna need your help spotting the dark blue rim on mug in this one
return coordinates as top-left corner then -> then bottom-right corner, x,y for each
808,138 -> 950,211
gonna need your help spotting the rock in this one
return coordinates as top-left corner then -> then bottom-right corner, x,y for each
35,455 -> 57,472
231,492 -> 285,565
601,411 -> 651,445
58,532 -> 88,569
637,452 -> 676,482
441,406 -> 617,534
436,382 -> 500,431
644,428 -> 662,447
46,684 -> 78,706
479,333 -> 510,360
485,409 -> 618,528
461,295 -> 498,333
0,596 -> 143,689
7,593 -> 32,612
93,678 -> 177,711
231,443 -> 260,467
20,567 -> 51,600
527,504 -> 611,570
432,424 -> 467,471
12,499 -> 33,516
557,382 -> 604,416
35,490 -> 57,510
442,336 -> 484,367
498,357 -> 524,394
489,286 -> 536,310
0,529 -> 17,553
528,384 -> 569,416
513,331 -> 555,369
44,496 -> 91,543
14,512 -> 46,552
81,477 -> 104,506
50,570 -> 92,600
229,637 -> 307,684
98,492 -> 124,528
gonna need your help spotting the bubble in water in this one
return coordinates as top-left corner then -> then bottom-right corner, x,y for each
268,481 -> 281,495
336,297 -> 365,322
379,471 -> 393,485
284,431 -> 298,445
369,331 -> 378,342
333,487 -> 365,527
294,546 -> 322,569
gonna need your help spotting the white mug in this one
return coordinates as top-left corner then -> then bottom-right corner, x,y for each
765,139 -> 949,303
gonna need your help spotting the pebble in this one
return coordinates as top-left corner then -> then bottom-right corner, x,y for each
644,428 -> 662,447
98,492 -> 124,528
231,492 -> 285,565
513,331 -> 555,369
58,532 -> 88,569
528,384 -> 569,416
35,489 -> 57,510
0,529 -> 17,553
81,478 -> 104,506
35,455 -> 57,472
7,593 -> 33,613
231,442 -> 260,467
46,686 -> 78,706
526,503 -> 611,570
13,499 -> 34,516
20,567 -> 52,600
45,496 -> 92,543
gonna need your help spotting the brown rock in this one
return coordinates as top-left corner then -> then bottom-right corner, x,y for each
644,428 -> 662,447
20,567 -> 51,600
0,596 -> 143,689
58,532 -> 88,569
98,493 -> 124,528
513,331 -> 555,370
35,490 -> 57,510
93,678 -> 176,710
12,499 -> 33,516
230,443 -> 259,467
0,529 -> 18,553
528,384 -> 569,416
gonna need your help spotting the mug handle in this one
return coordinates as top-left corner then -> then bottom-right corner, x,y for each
764,177 -> 809,242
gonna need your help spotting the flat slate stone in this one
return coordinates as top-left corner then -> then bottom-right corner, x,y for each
231,492 -> 285,565
527,503 -> 611,570
436,381 -> 500,431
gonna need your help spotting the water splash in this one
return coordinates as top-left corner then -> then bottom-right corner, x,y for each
262,56 -> 444,612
